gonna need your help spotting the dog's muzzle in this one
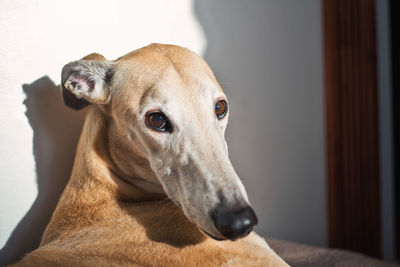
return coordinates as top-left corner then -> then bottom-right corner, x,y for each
210,205 -> 258,241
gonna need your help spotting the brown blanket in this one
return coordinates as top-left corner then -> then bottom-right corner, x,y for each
267,239 -> 398,267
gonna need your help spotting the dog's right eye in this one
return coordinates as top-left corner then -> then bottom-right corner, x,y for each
215,100 -> 228,119
145,112 -> 173,133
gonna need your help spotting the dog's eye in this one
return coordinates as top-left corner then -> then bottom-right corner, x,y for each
146,112 -> 173,133
215,100 -> 228,119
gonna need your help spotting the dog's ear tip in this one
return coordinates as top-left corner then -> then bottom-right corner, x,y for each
62,86 -> 90,110
82,53 -> 107,61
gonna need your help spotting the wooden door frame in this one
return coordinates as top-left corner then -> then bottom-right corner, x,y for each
323,0 -> 381,258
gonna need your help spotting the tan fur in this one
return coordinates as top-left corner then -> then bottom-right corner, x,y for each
13,44 -> 288,266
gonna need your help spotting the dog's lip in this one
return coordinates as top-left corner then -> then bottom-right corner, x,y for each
199,228 -> 226,241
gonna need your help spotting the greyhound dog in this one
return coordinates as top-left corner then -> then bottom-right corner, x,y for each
14,44 -> 287,266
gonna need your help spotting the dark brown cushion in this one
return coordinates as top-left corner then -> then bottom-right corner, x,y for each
267,239 -> 398,267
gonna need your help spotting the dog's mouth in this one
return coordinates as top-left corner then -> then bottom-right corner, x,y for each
199,228 -> 226,241
175,200 -> 225,241
172,199 -> 182,208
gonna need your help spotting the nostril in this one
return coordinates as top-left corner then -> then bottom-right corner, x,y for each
211,205 -> 258,241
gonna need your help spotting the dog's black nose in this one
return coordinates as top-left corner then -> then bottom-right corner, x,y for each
211,205 -> 258,241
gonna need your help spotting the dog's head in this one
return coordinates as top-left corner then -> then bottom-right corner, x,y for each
61,44 -> 257,241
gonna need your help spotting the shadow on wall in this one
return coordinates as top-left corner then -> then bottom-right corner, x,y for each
0,77 -> 86,266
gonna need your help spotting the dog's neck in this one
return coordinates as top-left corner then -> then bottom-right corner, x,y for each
40,106 -> 187,245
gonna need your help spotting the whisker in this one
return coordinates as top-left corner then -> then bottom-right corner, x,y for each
158,199 -> 174,213
165,208 -> 180,224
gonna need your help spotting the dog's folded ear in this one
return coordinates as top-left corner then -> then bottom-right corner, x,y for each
61,53 -> 114,110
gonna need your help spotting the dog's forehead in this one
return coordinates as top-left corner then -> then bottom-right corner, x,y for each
113,44 -> 224,104
156,67 -> 220,98
118,44 -> 221,85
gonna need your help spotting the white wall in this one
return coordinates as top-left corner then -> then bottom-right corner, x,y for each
0,0 -> 326,264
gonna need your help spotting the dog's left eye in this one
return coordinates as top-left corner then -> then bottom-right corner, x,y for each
146,112 -> 173,133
